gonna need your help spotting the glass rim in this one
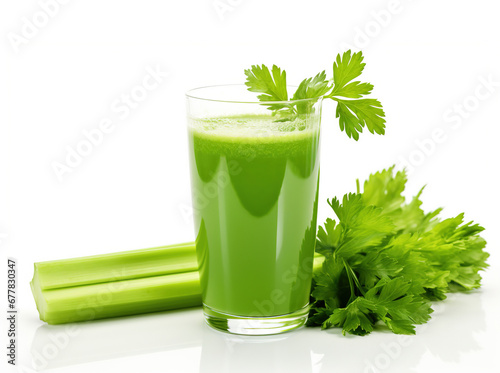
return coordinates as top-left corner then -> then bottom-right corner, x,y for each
185,84 -> 323,105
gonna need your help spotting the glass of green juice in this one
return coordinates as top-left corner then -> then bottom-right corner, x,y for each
186,85 -> 322,335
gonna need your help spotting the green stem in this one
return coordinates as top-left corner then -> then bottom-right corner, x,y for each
342,258 -> 365,301
347,264 -> 365,296
343,259 -> 356,303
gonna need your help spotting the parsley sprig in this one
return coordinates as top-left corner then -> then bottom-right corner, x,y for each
244,50 -> 385,140
308,167 -> 489,336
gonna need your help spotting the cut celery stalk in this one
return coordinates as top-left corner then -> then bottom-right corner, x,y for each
31,242 -> 325,324
34,242 -> 198,290
31,272 -> 202,324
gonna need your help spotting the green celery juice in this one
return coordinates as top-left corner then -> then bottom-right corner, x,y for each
188,115 -> 320,317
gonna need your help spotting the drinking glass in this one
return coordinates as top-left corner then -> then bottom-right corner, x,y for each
186,84 -> 322,335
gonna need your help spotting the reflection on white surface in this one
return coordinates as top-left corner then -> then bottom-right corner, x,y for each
196,291 -> 487,373
198,327 -> 312,373
312,291 -> 487,373
30,308 -> 204,370
30,292 -> 487,373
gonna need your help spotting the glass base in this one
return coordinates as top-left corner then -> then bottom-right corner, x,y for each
203,304 -> 309,336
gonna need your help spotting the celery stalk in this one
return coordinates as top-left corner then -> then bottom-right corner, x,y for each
34,242 -> 198,290
32,272 -> 202,324
31,242 -> 325,324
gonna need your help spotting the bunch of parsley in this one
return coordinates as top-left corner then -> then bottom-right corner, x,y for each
307,167 -> 489,336
244,50 -> 385,140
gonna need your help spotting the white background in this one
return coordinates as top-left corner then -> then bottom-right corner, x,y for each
1,0 -> 500,372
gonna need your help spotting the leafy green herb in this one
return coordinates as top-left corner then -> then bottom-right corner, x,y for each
244,50 -> 386,140
292,71 -> 332,115
244,64 -> 295,118
308,166 -> 489,335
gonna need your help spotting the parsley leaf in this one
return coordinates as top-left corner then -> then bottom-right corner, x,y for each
328,50 -> 386,139
332,50 -> 366,88
333,98 -> 386,140
292,71 -> 332,114
325,297 -> 375,335
361,166 -> 441,233
311,255 -> 349,310
316,218 -> 341,257
244,64 -> 293,114
328,193 -> 394,258
365,277 -> 433,334
293,71 -> 331,100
